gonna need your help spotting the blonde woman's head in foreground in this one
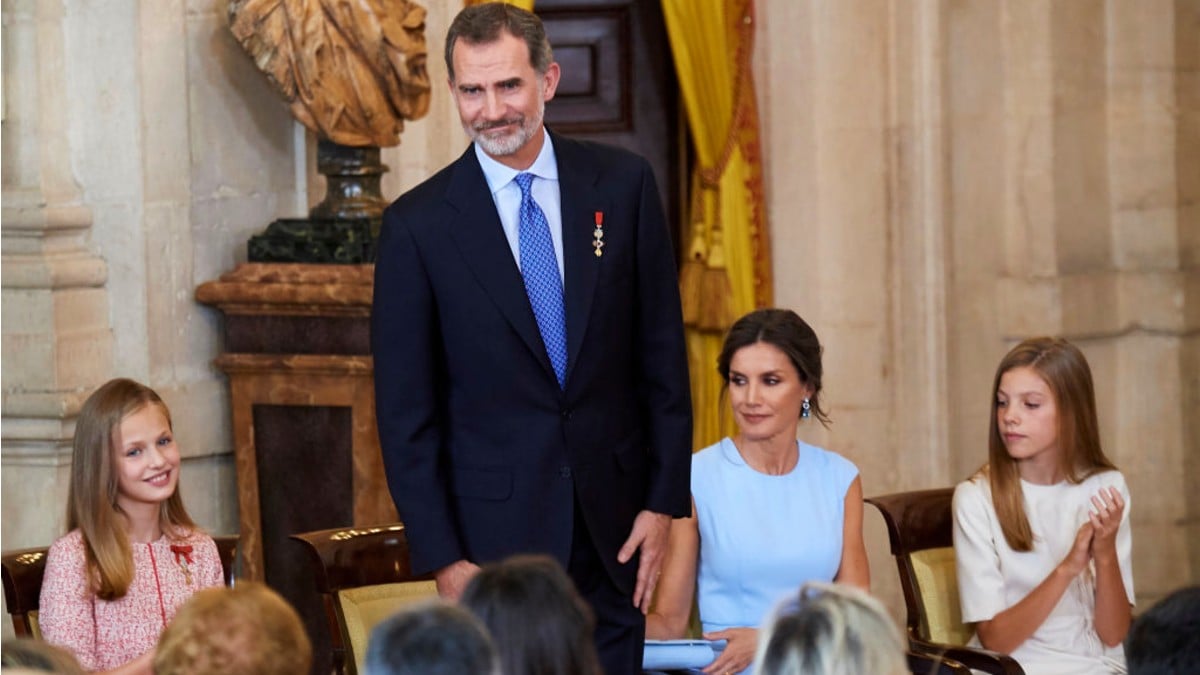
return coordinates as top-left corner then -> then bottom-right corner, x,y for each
153,581 -> 311,675
753,581 -> 906,675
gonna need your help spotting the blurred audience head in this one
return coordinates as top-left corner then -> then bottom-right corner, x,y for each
460,554 -> 602,675
753,581 -> 906,675
365,599 -> 499,675
1126,585 -> 1200,675
153,581 -> 311,675
0,639 -> 84,674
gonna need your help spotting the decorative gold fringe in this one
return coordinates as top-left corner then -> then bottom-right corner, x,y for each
679,258 -> 705,326
697,266 -> 734,331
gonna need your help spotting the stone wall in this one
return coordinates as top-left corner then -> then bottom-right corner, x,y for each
755,0 -> 1198,615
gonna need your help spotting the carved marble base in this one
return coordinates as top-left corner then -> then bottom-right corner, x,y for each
247,217 -> 376,264
196,263 -> 392,675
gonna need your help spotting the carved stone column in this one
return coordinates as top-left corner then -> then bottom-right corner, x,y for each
1,0 -> 113,549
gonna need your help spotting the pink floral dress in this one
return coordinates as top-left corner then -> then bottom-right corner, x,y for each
39,529 -> 224,671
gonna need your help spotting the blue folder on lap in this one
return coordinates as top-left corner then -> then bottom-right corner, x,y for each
643,639 -> 727,670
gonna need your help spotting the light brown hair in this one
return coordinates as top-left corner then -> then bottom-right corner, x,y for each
153,582 -> 312,675
984,337 -> 1117,550
66,378 -> 197,599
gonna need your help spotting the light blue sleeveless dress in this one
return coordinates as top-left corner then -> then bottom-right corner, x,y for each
693,437 -> 859,636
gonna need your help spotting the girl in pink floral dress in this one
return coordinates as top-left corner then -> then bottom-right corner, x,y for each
39,379 -> 224,674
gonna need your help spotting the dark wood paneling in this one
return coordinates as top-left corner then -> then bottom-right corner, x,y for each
538,0 -> 685,253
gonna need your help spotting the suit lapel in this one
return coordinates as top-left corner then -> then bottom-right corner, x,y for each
555,135 -> 604,385
444,147 -> 556,380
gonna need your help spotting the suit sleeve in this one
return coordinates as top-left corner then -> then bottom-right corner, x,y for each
632,160 -> 694,517
372,205 -> 464,574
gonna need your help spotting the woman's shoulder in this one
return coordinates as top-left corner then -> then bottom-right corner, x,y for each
797,441 -> 858,477
692,437 -> 734,471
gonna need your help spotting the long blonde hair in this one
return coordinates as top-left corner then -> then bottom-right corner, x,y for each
984,337 -> 1116,551
66,378 -> 197,600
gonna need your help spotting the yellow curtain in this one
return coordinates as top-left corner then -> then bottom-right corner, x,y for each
662,0 -> 771,450
464,0 -> 534,10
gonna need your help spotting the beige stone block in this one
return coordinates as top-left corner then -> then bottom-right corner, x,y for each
159,377 -> 232,462
823,323 -> 888,409
1059,274 -> 1121,336
190,193 -> 288,277
186,13 -> 298,200
177,452 -> 239,536
996,276 -> 1062,337
54,328 -> 113,391
1051,114 -> 1112,274
813,0 -> 887,131
143,202 -> 196,379
1129,519 -> 1191,604
53,287 -> 109,332
0,454 -> 71,549
998,114 -> 1057,277
140,0 -> 190,203
824,406 -> 894,489
1113,208 -> 1180,271
2,287 -> 54,333
64,0 -> 142,204
1107,113 -> 1178,213
999,0 -> 1054,118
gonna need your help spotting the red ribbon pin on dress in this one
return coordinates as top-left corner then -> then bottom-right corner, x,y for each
170,544 -> 194,586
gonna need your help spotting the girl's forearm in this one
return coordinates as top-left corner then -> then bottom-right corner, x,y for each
976,565 -> 1075,654
1092,554 -> 1131,647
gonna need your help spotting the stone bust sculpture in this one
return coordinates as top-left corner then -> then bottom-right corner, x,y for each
228,0 -> 432,147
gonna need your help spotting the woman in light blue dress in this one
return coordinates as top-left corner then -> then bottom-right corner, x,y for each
645,309 -> 870,675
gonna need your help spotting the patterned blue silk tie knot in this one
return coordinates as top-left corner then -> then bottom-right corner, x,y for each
514,173 -> 567,388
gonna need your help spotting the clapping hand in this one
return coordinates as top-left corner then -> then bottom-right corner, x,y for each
1087,486 -> 1124,561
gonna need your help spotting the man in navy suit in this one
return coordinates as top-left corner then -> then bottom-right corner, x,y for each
371,4 -> 692,673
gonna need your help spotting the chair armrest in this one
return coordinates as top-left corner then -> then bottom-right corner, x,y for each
909,637 -> 1025,675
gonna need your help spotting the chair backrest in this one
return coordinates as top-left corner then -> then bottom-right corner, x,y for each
2,534 -> 239,639
1,547 -> 49,638
290,523 -> 437,675
214,534 -> 239,587
907,650 -> 971,675
866,488 -> 973,647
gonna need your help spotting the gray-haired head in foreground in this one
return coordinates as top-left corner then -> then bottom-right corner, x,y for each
365,600 -> 500,675
753,581 -> 907,675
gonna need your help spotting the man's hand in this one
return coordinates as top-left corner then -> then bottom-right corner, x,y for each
434,559 -> 481,601
617,510 -> 671,613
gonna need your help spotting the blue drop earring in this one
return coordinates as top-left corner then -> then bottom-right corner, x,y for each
801,398 -> 811,419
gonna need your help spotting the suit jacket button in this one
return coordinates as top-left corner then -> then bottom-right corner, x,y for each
559,467 -> 572,478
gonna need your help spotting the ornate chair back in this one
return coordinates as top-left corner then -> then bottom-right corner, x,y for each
290,524 -> 437,675
867,489 -> 1025,675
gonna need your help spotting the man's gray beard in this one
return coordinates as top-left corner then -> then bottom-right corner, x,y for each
467,99 -> 545,158
471,121 -> 535,157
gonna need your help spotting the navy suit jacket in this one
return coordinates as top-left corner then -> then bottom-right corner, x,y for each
371,132 -> 692,593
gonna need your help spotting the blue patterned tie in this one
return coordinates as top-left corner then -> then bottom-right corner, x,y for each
514,173 -> 567,388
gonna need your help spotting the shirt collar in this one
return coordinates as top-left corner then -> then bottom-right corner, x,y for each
474,129 -> 559,195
